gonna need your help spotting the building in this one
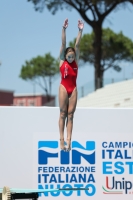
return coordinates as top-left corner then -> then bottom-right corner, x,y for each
0,89 -> 55,106
13,93 -> 55,106
0,89 -> 14,106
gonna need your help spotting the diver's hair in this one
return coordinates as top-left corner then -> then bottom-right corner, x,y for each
64,47 -> 76,57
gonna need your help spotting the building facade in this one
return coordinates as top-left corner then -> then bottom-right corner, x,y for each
13,94 -> 55,106
0,90 -> 14,106
0,90 -> 55,106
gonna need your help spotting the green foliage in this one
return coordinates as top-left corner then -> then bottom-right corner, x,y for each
20,53 -> 59,79
20,61 -> 35,80
70,28 -> 133,72
20,53 -> 59,96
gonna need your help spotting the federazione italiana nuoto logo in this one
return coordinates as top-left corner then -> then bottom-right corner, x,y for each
102,141 -> 133,195
38,141 -> 96,197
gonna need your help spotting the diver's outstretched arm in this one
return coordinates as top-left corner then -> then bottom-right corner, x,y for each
60,18 -> 68,61
75,20 -> 84,62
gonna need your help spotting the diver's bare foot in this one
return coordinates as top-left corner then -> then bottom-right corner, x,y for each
60,138 -> 66,151
66,138 -> 71,151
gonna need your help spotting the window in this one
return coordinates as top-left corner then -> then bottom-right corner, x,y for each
28,99 -> 36,106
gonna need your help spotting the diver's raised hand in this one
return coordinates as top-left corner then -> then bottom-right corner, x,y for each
63,18 -> 68,29
78,19 -> 84,30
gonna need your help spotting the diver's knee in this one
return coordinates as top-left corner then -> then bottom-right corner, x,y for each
67,112 -> 74,121
60,109 -> 67,120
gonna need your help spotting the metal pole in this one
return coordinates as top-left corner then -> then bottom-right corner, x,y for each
81,86 -> 84,97
33,82 -> 36,106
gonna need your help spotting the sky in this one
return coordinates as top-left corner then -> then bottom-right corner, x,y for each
0,1 -> 133,100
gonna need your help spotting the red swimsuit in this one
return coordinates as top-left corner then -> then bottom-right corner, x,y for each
60,60 -> 78,96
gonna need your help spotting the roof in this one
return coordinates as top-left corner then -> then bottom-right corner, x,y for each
14,93 -> 55,97
0,89 -> 14,93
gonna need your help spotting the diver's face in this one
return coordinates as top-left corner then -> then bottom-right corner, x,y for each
66,51 -> 75,63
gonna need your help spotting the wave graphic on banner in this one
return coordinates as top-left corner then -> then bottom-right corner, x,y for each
38,150 -> 58,164
38,141 -> 58,165
71,141 -> 95,164
38,141 -> 95,165
72,141 -> 95,150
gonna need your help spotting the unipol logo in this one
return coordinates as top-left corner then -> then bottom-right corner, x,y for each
38,141 -> 95,165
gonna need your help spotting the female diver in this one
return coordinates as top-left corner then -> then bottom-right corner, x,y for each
59,18 -> 84,151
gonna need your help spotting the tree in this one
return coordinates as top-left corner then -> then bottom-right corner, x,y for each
69,28 -> 133,86
27,0 -> 133,89
20,53 -> 59,101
